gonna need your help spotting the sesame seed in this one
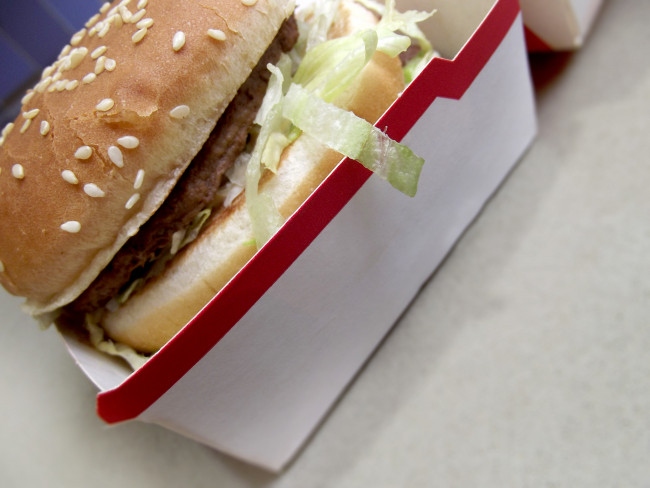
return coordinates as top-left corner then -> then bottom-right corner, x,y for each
137,0 -> 148,8
89,26 -> 97,37
2,123 -> 15,138
105,58 -> 117,71
59,45 -> 71,59
119,0 -> 132,6
117,135 -> 139,148
20,119 -> 31,133
117,136 -> 140,149
69,47 -> 88,69
65,80 -> 79,91
207,29 -> 226,41
61,221 -> 81,233
100,2 -> 111,13
96,98 -> 114,111
61,170 -> 78,184
131,8 -> 146,23
107,5 -> 119,17
52,72 -> 62,82
132,28 -> 147,43
56,80 -> 67,92
12,164 -> 24,179
36,77 -> 52,93
42,66 -> 55,79
241,0 -> 258,5
75,146 -> 93,159
134,169 -> 145,189
85,13 -> 100,28
95,56 -> 106,75
70,28 -> 87,46
136,17 -> 153,29
47,83 -> 57,93
84,183 -> 105,198
21,91 -> 35,105
40,121 -> 50,136
23,109 -> 39,119
98,22 -> 111,38
91,46 -> 107,59
95,21 -> 104,31
125,193 -> 140,209
0,137 -> 4,147
105,14 -> 115,24
107,146 -> 124,167
172,31 -> 185,51
83,73 -> 97,84
170,105 -> 190,119
119,6 -> 132,23
0,260 -> 4,273
113,13 -> 123,28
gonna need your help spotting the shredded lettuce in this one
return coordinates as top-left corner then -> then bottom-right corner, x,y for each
245,64 -> 287,249
354,0 -> 436,83
293,28 -> 378,103
255,61 -> 287,125
119,278 -> 143,304
283,83 -> 424,196
179,209 -> 212,250
170,208 -> 212,256
375,26 -> 411,57
217,151 -> 250,208
305,0 -> 342,51
294,0 -> 342,54
377,0 -> 434,50
351,0 -> 384,16
278,53 -> 294,94
86,315 -> 149,370
262,132 -> 291,173
246,100 -> 287,249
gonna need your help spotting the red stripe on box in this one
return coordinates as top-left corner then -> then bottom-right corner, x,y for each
524,25 -> 553,52
97,0 -> 521,424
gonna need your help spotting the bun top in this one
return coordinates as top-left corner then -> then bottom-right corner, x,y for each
0,0 -> 293,312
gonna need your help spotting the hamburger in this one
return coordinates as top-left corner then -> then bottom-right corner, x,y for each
0,0 -> 430,361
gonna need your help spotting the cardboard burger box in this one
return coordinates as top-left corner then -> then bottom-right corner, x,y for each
521,0 -> 604,51
56,0 -> 536,472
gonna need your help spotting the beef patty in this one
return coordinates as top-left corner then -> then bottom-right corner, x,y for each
69,15 -> 298,313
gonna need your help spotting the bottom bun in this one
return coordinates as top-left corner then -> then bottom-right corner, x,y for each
102,22 -> 405,353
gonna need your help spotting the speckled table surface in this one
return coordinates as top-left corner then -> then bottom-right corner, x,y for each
1,0 -> 649,486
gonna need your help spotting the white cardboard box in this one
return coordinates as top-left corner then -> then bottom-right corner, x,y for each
521,0 -> 604,50
59,0 -> 536,472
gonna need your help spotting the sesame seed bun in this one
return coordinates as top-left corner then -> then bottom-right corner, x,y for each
101,1 -> 405,352
0,0 -> 294,313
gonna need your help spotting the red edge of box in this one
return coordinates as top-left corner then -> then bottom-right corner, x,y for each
97,0 -> 521,424
524,25 -> 553,52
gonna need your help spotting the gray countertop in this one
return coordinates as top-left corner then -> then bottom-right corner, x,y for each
1,0 -> 649,485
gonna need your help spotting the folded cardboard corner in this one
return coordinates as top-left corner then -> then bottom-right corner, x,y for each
60,0 -> 536,472
521,0 -> 604,51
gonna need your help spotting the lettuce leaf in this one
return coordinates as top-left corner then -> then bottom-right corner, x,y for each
293,28 -> 378,103
283,83 -> 424,197
246,100 -> 287,249
86,315 -> 149,370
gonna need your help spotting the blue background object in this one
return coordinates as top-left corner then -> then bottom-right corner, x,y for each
0,0 -> 104,126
